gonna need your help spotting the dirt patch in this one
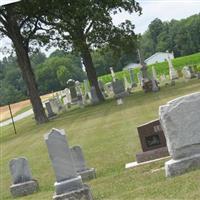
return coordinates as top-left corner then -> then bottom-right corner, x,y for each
0,93 -> 54,121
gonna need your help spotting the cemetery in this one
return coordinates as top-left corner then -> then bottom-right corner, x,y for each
1,76 -> 200,199
1,1 -> 200,200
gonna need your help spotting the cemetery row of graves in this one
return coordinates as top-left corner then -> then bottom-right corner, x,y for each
1,50 -> 200,199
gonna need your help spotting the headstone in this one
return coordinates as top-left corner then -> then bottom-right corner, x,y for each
75,81 -> 84,108
151,79 -> 159,92
104,82 -> 114,97
9,157 -> 39,197
67,79 -> 78,103
45,101 -> 57,118
90,86 -> 99,104
137,49 -> 152,92
151,67 -> 159,92
136,119 -> 169,163
182,66 -> 196,79
166,56 -> 178,80
71,146 -> 96,181
123,76 -> 132,93
44,128 -> 93,200
128,69 -> 137,88
110,67 -> 116,82
49,98 -> 63,114
159,92 -> 200,177
112,79 -> 127,99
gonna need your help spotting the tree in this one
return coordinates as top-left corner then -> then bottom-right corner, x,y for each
0,1 -> 48,123
45,0 -> 142,102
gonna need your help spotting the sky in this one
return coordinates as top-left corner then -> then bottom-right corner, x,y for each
0,0 -> 200,60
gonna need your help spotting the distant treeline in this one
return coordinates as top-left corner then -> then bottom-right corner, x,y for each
0,49 -> 135,106
140,14 -> 200,59
1,14 -> 200,106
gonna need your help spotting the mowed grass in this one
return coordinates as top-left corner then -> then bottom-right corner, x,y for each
1,79 -> 200,200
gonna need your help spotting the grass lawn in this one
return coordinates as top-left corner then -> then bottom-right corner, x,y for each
1,78 -> 200,200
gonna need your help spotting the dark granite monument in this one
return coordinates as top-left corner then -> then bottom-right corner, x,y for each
136,119 -> 169,163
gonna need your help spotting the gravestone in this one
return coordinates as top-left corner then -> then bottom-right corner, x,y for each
63,88 -> 72,108
44,129 -> 93,200
90,86 -> 99,104
166,56 -> 178,80
45,101 -> 57,118
9,157 -> 39,198
112,79 -> 127,99
136,119 -> 169,163
159,92 -> 200,177
128,69 -> 137,88
49,98 -> 63,114
75,81 -> 84,108
71,146 -> 96,181
104,82 -> 114,97
67,79 -> 78,103
123,76 -> 132,93
182,66 -> 196,79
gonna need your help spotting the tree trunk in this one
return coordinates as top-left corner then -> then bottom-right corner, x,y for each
14,42 -> 48,124
6,10 -> 48,124
81,43 -> 105,102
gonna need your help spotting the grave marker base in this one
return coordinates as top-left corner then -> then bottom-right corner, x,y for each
10,180 -> 39,198
53,184 -> 93,200
55,176 -> 83,195
165,153 -> 200,177
136,147 -> 169,163
78,168 -> 96,182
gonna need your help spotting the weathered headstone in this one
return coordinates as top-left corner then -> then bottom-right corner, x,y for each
9,157 -> 39,198
44,128 -> 93,200
159,92 -> 200,177
104,82 -> 114,97
128,69 -> 137,88
136,119 -> 169,163
45,101 -> 57,118
182,66 -> 196,79
112,79 -> 127,99
49,98 -> 63,114
67,79 -> 78,103
71,146 -> 96,181
123,76 -> 132,93
75,81 -> 84,108
166,55 -> 178,80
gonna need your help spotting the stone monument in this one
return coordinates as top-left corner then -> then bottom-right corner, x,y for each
67,79 -> 78,103
75,81 -> 84,108
136,119 -> 169,163
71,146 -> 96,181
45,101 -> 57,118
44,128 -> 93,200
159,92 -> 200,177
9,157 -> 39,198
166,54 -> 178,80
128,68 -> 137,88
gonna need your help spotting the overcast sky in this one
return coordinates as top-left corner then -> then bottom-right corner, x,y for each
0,0 -> 200,60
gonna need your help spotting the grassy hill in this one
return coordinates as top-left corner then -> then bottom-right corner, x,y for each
1,78 -> 200,200
99,52 -> 200,84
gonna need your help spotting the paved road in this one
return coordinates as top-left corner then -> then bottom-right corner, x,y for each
0,109 -> 33,127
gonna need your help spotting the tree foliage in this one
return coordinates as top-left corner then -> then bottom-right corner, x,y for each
140,14 -> 200,59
